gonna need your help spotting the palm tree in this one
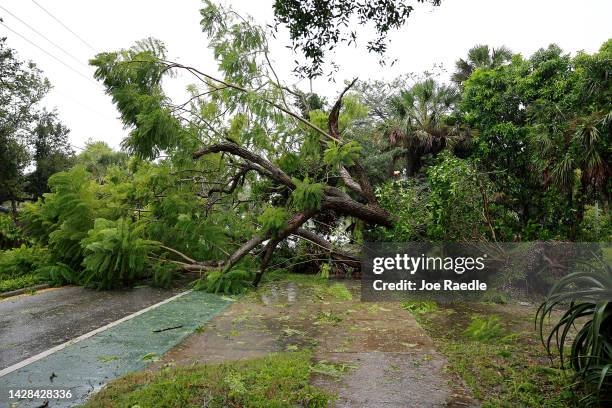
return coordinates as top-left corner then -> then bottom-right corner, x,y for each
385,78 -> 463,177
452,44 -> 513,85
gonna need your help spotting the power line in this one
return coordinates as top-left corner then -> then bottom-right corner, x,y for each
0,21 -> 98,86
30,0 -> 95,52
0,4 -> 90,69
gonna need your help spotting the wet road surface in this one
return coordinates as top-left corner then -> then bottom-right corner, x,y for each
0,285 -> 186,370
0,290 -> 231,407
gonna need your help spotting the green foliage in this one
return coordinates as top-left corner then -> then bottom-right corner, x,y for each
21,166 -> 98,268
83,350 -> 331,408
536,259 -> 612,403
76,141 -> 127,180
401,300 -> 438,314
276,152 -> 301,174
323,140 -> 362,168
0,245 -> 50,293
0,214 -> 24,249
37,263 -> 77,286
151,262 -> 176,288
463,315 -> 508,343
290,177 -> 324,211
273,0 -> 440,78
0,37 -> 53,207
0,245 -> 50,280
375,180 -> 431,241
427,154 -> 488,241
461,41 -> 611,240
80,218 -> 158,289
196,269 -> 254,295
25,110 -> 75,199
257,206 -> 288,237
0,273 -> 46,293
91,39 -> 185,160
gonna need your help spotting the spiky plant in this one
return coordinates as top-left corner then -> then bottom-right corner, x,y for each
536,257 -> 612,405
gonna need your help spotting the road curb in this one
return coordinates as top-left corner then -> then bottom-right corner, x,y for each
0,283 -> 50,299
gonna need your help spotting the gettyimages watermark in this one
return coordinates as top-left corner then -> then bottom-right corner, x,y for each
361,242 -> 611,302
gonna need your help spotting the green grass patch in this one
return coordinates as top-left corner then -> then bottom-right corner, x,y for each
83,350 -> 332,408
0,273 -> 46,293
411,304 -> 581,407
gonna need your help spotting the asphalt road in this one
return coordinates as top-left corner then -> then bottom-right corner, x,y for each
0,285 -> 186,370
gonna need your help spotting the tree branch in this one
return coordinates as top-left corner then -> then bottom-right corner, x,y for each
193,142 -> 295,188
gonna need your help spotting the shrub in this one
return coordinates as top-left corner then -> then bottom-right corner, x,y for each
0,214 -> 25,249
0,245 -> 50,279
536,258 -> 612,404
36,263 -> 78,286
80,218 -> 159,289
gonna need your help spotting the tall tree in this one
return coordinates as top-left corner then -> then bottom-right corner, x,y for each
273,0 -> 442,78
461,42 -> 611,239
452,44 -> 512,85
26,110 -> 74,199
0,36 -> 49,216
386,78 -> 462,176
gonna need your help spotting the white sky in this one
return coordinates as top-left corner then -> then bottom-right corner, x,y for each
1,0 -> 610,150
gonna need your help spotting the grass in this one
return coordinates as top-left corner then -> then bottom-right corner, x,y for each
82,350 -> 332,408
407,301 -> 582,407
0,272 -> 46,293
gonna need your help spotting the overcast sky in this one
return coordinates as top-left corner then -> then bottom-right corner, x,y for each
1,0 -> 611,151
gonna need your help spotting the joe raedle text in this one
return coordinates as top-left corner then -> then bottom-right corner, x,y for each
372,279 -> 487,292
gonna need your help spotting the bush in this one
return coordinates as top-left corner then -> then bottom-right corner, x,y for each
20,166 -> 98,268
36,263 -> 78,286
0,214 -> 25,249
80,218 -> 159,289
536,259 -> 612,404
375,180 -> 431,241
0,245 -> 50,279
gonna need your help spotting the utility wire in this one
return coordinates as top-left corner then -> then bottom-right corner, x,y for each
0,21 -> 98,86
0,4 -> 90,69
30,0 -> 96,52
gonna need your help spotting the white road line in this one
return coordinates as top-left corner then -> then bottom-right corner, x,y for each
0,289 -> 193,378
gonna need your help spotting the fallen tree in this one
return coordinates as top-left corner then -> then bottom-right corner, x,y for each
86,3 -> 399,285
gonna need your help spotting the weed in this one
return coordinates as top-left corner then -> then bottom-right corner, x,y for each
401,300 -> 438,314
84,351 -> 332,408
310,360 -> 357,378
314,310 -> 343,325
463,315 -> 507,343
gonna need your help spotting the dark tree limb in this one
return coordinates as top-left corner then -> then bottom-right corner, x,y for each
322,195 -> 395,228
326,78 -> 378,204
193,142 -> 295,188
253,208 -> 319,286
